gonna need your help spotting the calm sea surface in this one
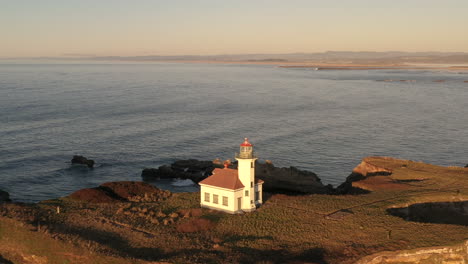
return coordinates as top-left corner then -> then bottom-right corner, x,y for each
0,62 -> 467,202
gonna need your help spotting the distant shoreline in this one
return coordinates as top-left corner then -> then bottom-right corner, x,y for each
2,58 -> 468,72
278,63 -> 468,72
135,60 -> 468,71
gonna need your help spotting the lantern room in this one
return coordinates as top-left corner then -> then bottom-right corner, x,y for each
238,138 -> 253,159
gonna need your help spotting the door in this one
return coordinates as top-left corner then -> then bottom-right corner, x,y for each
237,197 -> 242,211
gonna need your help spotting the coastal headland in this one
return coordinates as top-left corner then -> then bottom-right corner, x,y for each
1,157 -> 467,263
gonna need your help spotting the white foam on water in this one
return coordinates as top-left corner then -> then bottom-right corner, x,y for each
171,179 -> 195,187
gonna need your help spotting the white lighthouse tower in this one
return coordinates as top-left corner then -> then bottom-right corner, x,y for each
199,138 -> 263,213
235,138 -> 259,211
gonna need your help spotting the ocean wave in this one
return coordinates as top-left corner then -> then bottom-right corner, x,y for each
171,179 -> 195,187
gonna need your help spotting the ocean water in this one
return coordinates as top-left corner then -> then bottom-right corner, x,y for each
0,62 -> 467,202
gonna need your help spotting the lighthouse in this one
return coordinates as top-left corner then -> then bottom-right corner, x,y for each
199,138 -> 264,213
235,138 -> 258,211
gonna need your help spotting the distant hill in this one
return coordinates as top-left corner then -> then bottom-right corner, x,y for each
86,51 -> 468,64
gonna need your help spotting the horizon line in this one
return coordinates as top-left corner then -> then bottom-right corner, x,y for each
2,50 -> 468,61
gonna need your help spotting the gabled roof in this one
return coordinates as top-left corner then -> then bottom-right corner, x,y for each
199,168 -> 244,190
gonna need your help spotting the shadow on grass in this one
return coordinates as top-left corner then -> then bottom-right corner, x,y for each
387,201 -> 468,226
52,224 -> 164,261
51,222 -> 328,263
159,246 -> 328,264
0,254 -> 13,264
226,246 -> 327,264
222,234 -> 274,244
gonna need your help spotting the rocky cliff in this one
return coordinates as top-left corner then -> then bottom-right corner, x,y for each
356,240 -> 468,264
335,157 -> 394,194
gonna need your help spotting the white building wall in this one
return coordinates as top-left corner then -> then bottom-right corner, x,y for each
234,189 -> 244,212
255,183 -> 263,204
200,185 -> 243,213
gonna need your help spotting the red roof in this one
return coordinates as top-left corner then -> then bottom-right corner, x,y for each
199,168 -> 244,190
240,138 -> 252,147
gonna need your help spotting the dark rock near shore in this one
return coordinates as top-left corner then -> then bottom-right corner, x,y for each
69,181 -> 171,203
255,162 -> 329,194
142,159 -> 224,183
142,159 -> 329,194
0,189 -> 11,202
71,155 -> 95,168
465,164 -> 468,168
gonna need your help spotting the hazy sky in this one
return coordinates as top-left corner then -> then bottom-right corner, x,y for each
1,0 -> 468,57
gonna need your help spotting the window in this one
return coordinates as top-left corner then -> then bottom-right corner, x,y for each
251,182 -> 253,188
245,190 -> 249,197
251,200 -> 254,204
204,192 -> 210,202
222,196 -> 228,206
213,194 -> 219,204
255,191 -> 259,201
251,162 -> 254,168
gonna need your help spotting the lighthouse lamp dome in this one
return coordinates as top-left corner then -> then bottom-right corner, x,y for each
238,138 -> 253,159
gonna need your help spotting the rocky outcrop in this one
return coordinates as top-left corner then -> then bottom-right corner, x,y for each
142,159 -> 329,194
465,164 -> 468,168
255,162 -> 329,194
336,157 -> 393,194
355,240 -> 468,264
142,159 -> 224,183
69,181 -> 171,203
71,155 -> 95,168
0,189 -> 11,202
351,159 -> 393,177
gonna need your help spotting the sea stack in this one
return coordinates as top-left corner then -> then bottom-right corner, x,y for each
71,155 -> 95,168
